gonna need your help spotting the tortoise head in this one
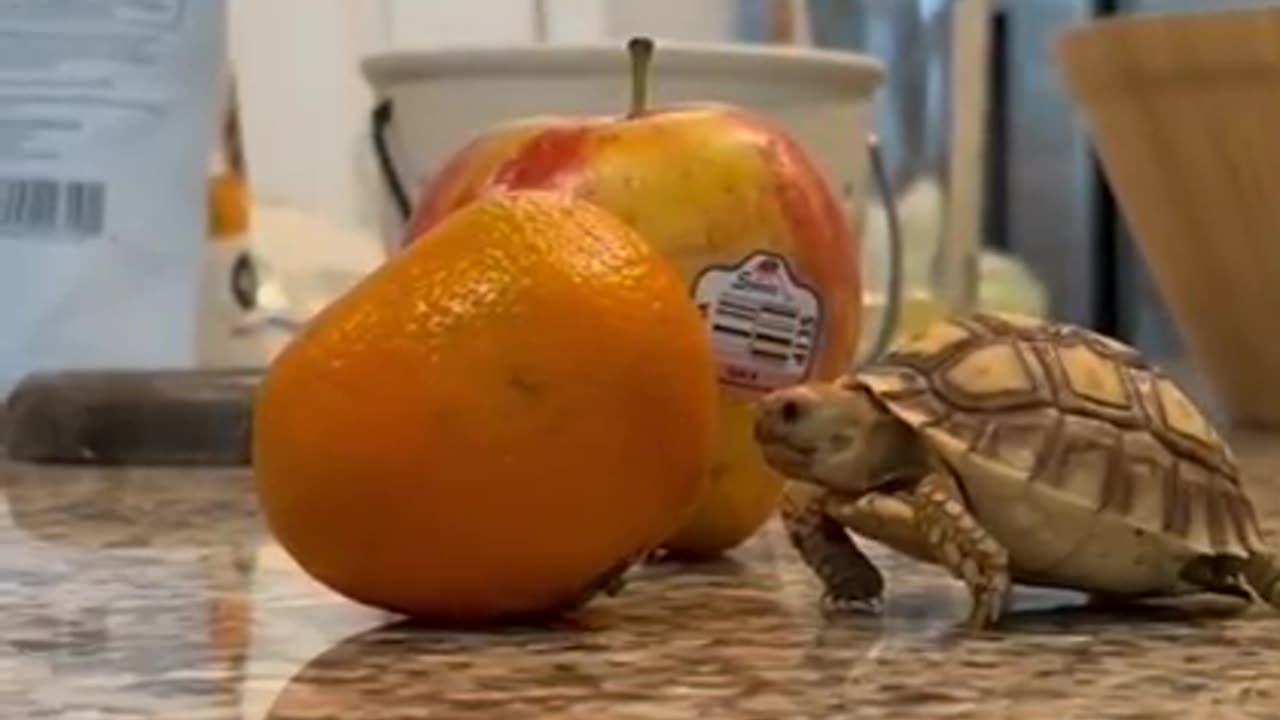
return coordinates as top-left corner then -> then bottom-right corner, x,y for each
753,378 -> 921,497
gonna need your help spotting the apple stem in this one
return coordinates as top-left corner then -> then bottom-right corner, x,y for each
627,36 -> 654,118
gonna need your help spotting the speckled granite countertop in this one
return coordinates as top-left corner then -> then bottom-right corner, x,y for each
2,433 -> 1280,719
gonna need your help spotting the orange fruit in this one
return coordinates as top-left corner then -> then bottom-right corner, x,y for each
251,190 -> 718,623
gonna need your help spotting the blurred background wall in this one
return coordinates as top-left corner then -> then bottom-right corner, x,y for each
224,0 -> 1280,367
225,0 -> 742,240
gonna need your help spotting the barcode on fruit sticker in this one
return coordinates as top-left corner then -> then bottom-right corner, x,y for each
692,252 -> 822,394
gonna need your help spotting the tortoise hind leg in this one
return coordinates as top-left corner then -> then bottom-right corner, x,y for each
780,482 -> 885,613
1244,552 -> 1280,608
912,469 -> 1012,631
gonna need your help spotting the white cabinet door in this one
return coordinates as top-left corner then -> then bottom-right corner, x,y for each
383,0 -> 541,48
228,0 -> 387,231
225,0 -> 745,232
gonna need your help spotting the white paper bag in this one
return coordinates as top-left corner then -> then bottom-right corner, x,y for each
0,0 -> 227,393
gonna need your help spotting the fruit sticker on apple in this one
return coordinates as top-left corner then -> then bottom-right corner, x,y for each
693,251 -> 822,396
395,36 -> 894,559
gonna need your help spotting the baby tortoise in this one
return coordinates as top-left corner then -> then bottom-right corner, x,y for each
754,310 -> 1280,630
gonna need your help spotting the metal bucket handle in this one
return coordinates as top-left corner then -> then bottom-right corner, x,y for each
371,98 -> 413,220
857,133 -> 904,367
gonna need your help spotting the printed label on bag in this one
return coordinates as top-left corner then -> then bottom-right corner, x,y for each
692,251 -> 823,395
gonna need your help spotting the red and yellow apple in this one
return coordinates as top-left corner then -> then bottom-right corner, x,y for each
401,38 -> 864,559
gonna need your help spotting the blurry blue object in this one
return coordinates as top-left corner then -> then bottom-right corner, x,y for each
735,0 -> 958,195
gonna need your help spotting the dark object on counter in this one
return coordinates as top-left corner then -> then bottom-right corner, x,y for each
2,368 -> 262,466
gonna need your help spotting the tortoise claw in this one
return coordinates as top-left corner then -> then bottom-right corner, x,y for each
821,592 -> 884,616
962,572 -> 1010,631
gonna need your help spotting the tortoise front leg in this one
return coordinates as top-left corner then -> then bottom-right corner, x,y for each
825,489 -> 936,566
780,482 -> 885,613
912,470 -> 1012,631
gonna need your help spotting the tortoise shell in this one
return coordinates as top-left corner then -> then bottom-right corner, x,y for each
853,311 -> 1266,564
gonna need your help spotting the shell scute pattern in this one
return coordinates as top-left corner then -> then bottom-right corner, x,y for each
936,339 -> 1052,412
856,312 -> 1262,556
970,406 -> 1059,476
1112,430 -> 1166,526
1043,414 -> 1118,499
883,317 -> 974,371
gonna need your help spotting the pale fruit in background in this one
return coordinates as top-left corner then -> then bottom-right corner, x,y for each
859,174 -> 1049,352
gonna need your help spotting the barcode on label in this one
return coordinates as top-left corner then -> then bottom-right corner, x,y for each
712,292 -> 814,365
0,178 -> 107,238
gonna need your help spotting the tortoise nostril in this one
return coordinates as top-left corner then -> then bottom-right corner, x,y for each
780,399 -> 803,423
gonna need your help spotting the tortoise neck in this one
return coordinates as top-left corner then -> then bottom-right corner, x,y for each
854,389 -> 932,493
